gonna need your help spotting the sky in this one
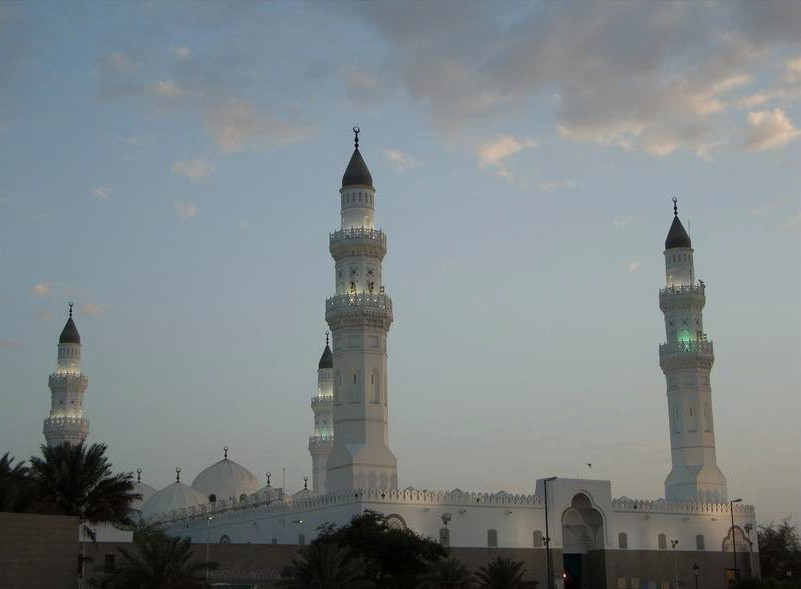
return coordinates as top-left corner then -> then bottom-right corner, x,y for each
1,2 -> 799,524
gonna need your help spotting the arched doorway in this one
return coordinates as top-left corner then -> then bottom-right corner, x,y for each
561,493 -> 605,589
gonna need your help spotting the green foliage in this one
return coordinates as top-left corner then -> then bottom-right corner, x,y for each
29,442 -> 140,525
475,556 -> 536,589
91,527 -> 216,589
277,542 -> 374,588
0,452 -> 36,512
758,520 -> 801,587
419,555 -> 475,589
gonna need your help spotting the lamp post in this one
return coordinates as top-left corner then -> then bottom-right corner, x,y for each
543,477 -> 558,589
206,515 -> 213,583
730,498 -> 742,585
671,539 -> 679,589
693,562 -> 699,589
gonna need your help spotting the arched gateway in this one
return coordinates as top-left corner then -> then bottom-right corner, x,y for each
562,493 -> 606,589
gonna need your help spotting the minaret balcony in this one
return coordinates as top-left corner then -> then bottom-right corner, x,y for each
44,415 -> 89,431
659,283 -> 706,311
659,340 -> 714,369
308,434 -> 334,451
311,395 -> 333,410
330,227 -> 387,260
326,293 -> 393,330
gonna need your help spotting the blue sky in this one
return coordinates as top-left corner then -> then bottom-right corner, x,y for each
1,2 -> 799,523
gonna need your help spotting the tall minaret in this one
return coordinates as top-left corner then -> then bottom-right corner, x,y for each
309,333 -> 334,494
325,128 -> 397,491
659,199 -> 727,503
43,303 -> 89,446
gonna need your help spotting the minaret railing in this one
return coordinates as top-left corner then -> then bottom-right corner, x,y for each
659,284 -> 704,296
659,340 -> 714,356
326,293 -> 392,313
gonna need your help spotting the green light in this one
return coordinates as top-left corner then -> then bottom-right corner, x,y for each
678,329 -> 693,344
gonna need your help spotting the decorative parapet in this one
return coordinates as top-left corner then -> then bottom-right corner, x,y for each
48,372 -> 88,388
44,415 -> 88,429
325,293 -> 393,330
659,284 -> 704,297
612,497 -> 754,516
659,340 -> 714,356
329,228 -> 387,260
311,395 -> 333,411
308,434 -> 334,452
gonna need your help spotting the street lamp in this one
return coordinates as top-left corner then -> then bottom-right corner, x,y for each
729,498 -> 742,585
206,515 -> 213,583
693,562 -> 699,589
670,539 -> 679,589
543,477 -> 558,589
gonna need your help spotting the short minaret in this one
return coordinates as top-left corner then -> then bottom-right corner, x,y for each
44,303 -> 89,446
308,333 -> 334,494
659,199 -> 727,503
325,128 -> 397,491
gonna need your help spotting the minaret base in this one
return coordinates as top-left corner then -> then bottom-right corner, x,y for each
326,443 -> 397,492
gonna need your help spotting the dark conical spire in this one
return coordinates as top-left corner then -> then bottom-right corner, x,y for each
665,197 -> 692,250
341,126 -> 373,188
58,302 -> 81,345
318,332 -> 333,369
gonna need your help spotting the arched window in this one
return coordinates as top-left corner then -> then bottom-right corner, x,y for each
372,370 -> 381,404
619,532 -> 628,549
696,534 -> 705,550
439,527 -> 450,547
219,535 -> 230,544
533,530 -> 543,548
658,533 -> 667,550
487,529 -> 498,547
298,534 -> 306,546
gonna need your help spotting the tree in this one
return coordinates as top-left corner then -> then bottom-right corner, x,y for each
758,520 -> 801,585
475,556 -> 536,589
277,542 -> 374,588
307,510 -> 447,588
91,528 -> 216,589
0,452 -> 36,512
29,442 -> 139,526
419,555 -> 475,589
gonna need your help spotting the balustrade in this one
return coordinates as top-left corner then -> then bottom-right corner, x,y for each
659,340 -> 714,356
326,293 -> 392,313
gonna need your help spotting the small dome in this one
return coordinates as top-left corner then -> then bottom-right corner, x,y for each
59,317 -> 81,345
665,215 -> 692,250
131,480 -> 157,511
191,455 -> 260,502
140,481 -> 206,519
342,148 -> 373,188
318,343 -> 333,369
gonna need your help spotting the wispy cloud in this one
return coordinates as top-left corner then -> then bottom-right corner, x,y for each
626,260 -> 643,272
0,339 -> 22,350
78,303 -> 107,316
91,186 -> 109,199
382,148 -> 420,171
613,216 -> 636,228
171,46 -> 191,60
743,108 -> 801,151
174,201 -> 198,219
539,180 -> 578,191
31,283 -> 51,297
786,56 -> 801,83
477,135 -> 537,180
780,212 -> 801,230
171,158 -> 215,182
35,310 -> 53,321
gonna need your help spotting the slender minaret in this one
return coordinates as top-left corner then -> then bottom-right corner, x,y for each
43,303 -> 89,446
325,128 -> 397,491
309,333 -> 334,494
659,199 -> 727,503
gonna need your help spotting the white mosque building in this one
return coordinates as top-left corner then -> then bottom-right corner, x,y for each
44,130 -> 758,588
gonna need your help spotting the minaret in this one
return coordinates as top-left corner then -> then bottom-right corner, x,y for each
309,333 -> 334,494
325,128 -> 397,491
43,303 -> 89,446
659,199 -> 727,503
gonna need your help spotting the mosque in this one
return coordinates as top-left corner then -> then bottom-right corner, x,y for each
43,130 -> 759,588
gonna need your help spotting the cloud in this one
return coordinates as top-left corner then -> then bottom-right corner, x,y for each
96,52 -> 142,100
171,158 -> 215,182
174,201 -> 198,219
171,46 -> 191,60
149,79 -> 184,102
78,303 -> 107,316
381,148 -> 420,171
477,135 -> 537,180
612,216 -> 636,228
626,260 -> 643,272
0,339 -> 22,350
35,310 -> 53,321
786,56 -> 801,82
780,212 -> 801,230
31,283 -> 51,297
743,108 -> 801,151
342,66 -> 395,108
91,186 -> 109,199
539,180 -> 578,191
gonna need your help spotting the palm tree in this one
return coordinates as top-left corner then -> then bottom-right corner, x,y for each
29,442 -> 139,525
97,529 -> 215,589
0,452 -> 36,512
278,542 -> 374,588
419,555 -> 474,588
475,556 -> 537,589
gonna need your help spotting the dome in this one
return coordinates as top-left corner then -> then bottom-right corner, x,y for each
59,316 -> 81,345
318,342 -> 333,370
131,480 -> 157,511
341,148 -> 373,188
191,454 -> 260,502
140,481 -> 206,519
665,215 -> 692,250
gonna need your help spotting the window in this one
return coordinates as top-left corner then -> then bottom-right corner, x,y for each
658,533 -> 667,550
487,529 -> 498,547
696,534 -> 705,550
271,537 -> 277,544
619,532 -> 628,549
439,527 -> 450,547
372,371 -> 381,404
220,535 -> 230,544
103,554 -> 116,573
298,534 -> 306,546
533,530 -> 543,548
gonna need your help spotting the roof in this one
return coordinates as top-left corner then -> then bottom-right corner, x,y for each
665,215 -> 692,250
131,480 -> 157,511
140,481 -> 206,519
318,343 -> 333,369
191,457 -> 260,502
341,148 -> 373,188
59,317 -> 81,345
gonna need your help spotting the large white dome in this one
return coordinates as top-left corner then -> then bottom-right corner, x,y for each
191,454 -> 260,503
140,481 -> 207,519
131,480 -> 156,511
